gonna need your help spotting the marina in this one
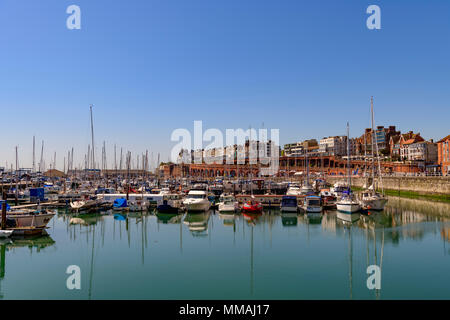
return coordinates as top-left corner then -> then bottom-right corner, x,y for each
1,0 -> 449,305
0,196 -> 448,299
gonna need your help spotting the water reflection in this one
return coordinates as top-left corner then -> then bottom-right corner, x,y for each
0,234 -> 55,299
184,212 -> 210,236
0,195 -> 449,299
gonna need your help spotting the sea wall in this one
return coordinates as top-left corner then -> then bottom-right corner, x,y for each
326,176 -> 450,196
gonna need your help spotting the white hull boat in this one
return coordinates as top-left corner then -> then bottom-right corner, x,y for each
359,192 -> 388,211
218,195 -> 239,213
0,230 -> 13,238
336,198 -> 361,213
183,190 -> 211,212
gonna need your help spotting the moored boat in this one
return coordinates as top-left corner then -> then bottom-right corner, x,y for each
183,190 -> 211,212
301,195 -> 322,213
218,194 -> 239,213
280,195 -> 298,212
241,197 -> 263,214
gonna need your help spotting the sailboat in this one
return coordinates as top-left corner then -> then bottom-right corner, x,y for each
241,129 -> 262,214
359,97 -> 388,211
300,150 -> 314,195
336,123 -> 361,213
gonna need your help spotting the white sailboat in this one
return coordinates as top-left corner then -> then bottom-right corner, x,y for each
336,122 -> 361,213
359,97 -> 388,211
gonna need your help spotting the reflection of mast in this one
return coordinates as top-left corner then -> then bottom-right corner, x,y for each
0,243 -> 5,299
127,215 -> 130,248
348,226 -> 353,300
88,225 -> 96,300
180,215 -> 183,253
376,228 -> 385,300
141,213 -> 145,265
250,224 -> 254,296
373,227 -> 378,300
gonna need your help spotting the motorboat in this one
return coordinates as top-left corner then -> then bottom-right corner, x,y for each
157,194 -> 183,213
241,197 -> 263,214
70,195 -> 104,212
218,194 -> 239,213
359,188 -> 388,211
183,190 -> 211,212
336,193 -> 361,213
0,230 -> 13,238
300,183 -> 315,195
286,184 -> 302,196
331,181 -> 348,198
280,196 -> 298,212
319,189 -> 337,209
301,195 -> 322,213
3,209 -> 56,229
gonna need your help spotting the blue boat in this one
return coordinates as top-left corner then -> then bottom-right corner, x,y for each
113,198 -> 128,211
280,196 -> 298,212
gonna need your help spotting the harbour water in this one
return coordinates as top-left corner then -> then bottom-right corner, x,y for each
0,196 -> 449,300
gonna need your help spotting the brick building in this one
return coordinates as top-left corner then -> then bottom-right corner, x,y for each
438,135 -> 450,175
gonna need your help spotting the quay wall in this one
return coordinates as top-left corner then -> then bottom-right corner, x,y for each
326,176 -> 450,196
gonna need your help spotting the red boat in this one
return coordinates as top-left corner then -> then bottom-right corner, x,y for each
241,199 -> 263,214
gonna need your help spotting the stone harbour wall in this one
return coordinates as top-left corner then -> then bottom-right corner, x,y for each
326,176 -> 450,196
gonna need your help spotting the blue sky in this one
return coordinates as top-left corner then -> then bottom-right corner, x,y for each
1,0 -> 449,169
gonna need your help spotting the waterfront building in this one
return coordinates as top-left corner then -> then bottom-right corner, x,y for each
438,135 -> 450,175
400,140 -> 438,173
284,139 -> 318,156
319,136 -> 357,156
358,126 -> 400,156
389,135 -> 402,159
399,132 -> 425,161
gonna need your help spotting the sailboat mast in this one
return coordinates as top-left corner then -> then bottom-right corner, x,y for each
90,105 -> 95,170
347,122 -> 351,188
370,97 -> 375,190
32,136 -> 35,173
371,97 -> 384,194
39,141 -> 44,173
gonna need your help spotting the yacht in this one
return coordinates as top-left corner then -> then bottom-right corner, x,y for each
319,189 -> 337,209
286,184 -> 302,196
359,188 -> 387,211
280,196 -> 298,212
301,195 -> 322,213
336,194 -> 361,213
156,194 -> 184,213
183,190 -> 211,212
218,194 -> 239,213
331,181 -> 348,198
300,183 -> 315,195
336,123 -> 361,214
358,97 -> 388,212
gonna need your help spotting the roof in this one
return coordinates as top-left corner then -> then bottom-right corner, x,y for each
401,132 -> 424,145
390,135 -> 401,144
438,135 -> 450,143
403,139 -> 416,145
